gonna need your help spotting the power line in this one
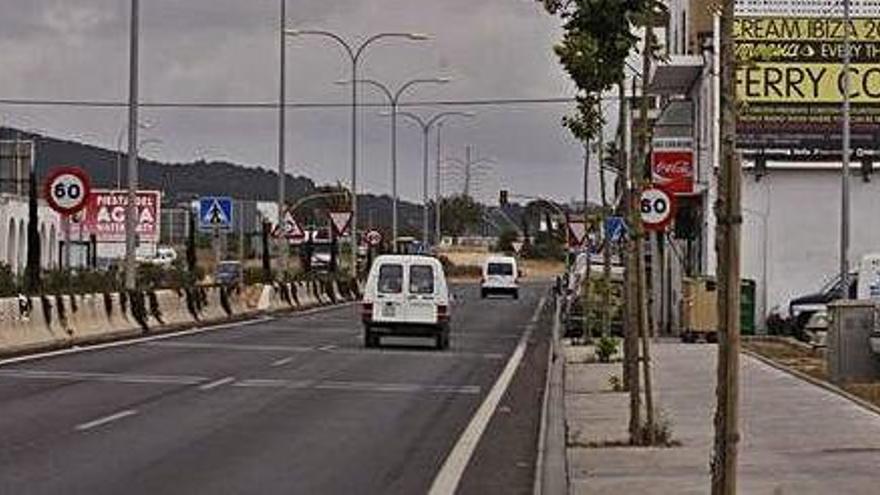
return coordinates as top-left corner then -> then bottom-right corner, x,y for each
0,96 -> 578,110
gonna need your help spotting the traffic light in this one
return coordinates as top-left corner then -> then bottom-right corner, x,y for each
499,189 -> 509,207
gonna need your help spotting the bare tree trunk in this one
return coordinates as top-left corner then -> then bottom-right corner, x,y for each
599,119 -> 613,338
712,1 -> 741,493
617,80 -> 633,392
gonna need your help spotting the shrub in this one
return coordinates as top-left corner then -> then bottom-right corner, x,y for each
596,335 -> 620,363
0,263 -> 18,297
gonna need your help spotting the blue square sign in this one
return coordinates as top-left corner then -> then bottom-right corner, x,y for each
199,196 -> 234,231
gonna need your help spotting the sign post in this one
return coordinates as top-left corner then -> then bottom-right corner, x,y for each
45,167 -> 92,269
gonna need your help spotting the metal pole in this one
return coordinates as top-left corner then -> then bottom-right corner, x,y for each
422,125 -> 430,246
435,122 -> 442,245
277,0 -> 287,278
841,0 -> 852,299
124,0 -> 140,291
391,100 -> 398,250
350,55 -> 359,278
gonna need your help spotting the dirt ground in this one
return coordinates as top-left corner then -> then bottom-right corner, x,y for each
439,249 -> 564,281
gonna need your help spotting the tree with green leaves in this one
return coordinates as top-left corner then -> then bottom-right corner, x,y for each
440,194 -> 483,239
24,170 -> 41,294
539,0 -> 665,446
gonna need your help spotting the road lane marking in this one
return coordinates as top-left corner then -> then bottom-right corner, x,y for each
0,369 -> 206,385
75,409 -> 138,432
0,303 -> 358,368
199,376 -> 236,391
316,345 -> 337,352
232,378 -> 480,395
147,341 -> 314,353
429,296 -> 547,495
270,357 -> 294,367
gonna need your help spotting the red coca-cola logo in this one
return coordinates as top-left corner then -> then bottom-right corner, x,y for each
652,150 -> 693,194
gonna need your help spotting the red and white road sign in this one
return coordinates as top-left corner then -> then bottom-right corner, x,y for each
567,218 -> 587,248
282,211 -> 305,243
44,167 -> 91,215
364,229 -> 382,247
329,211 -> 353,236
640,187 -> 675,231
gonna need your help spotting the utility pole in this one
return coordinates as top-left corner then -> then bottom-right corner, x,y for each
435,122 -> 443,244
711,0 -> 742,493
841,0 -> 852,298
124,0 -> 140,291
277,0 -> 288,278
463,145 -> 472,197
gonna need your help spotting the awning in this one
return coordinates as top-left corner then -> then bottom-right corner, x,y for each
649,55 -> 704,96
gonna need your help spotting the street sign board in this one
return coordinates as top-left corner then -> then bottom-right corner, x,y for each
567,218 -> 587,248
329,211 -> 353,237
640,187 -> 675,231
281,211 -> 305,243
605,216 -> 628,243
81,189 -> 161,242
364,229 -> 382,247
44,167 -> 91,215
198,196 -> 233,232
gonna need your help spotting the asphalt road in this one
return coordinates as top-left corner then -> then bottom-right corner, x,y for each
0,283 -> 550,495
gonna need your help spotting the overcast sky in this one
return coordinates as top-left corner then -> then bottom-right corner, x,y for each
0,0 -> 616,204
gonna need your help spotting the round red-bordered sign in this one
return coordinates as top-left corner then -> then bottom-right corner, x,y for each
364,229 -> 383,247
44,167 -> 91,215
640,187 -> 676,231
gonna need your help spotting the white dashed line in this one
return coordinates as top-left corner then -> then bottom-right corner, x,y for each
0,369 -> 206,385
270,357 -> 294,367
199,376 -> 236,391
75,409 -> 138,432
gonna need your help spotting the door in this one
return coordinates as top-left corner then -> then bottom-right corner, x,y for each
407,264 -> 437,324
374,262 -> 407,323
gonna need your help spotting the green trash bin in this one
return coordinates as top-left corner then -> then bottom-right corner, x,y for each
740,279 -> 756,335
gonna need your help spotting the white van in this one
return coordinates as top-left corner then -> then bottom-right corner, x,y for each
481,255 -> 520,299
361,255 -> 452,350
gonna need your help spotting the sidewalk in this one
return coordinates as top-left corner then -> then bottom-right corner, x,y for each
565,341 -> 880,494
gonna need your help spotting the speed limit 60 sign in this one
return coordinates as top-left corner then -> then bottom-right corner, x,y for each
640,187 -> 675,231
44,167 -> 91,215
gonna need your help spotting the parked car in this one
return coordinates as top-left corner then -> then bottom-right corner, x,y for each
361,255 -> 451,350
480,255 -> 520,299
215,261 -> 243,287
787,271 -> 856,337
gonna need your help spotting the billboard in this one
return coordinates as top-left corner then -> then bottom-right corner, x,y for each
81,190 -> 161,243
735,16 -> 880,150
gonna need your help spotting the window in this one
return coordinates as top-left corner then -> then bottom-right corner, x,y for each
410,265 -> 435,295
487,263 -> 514,276
378,264 -> 403,294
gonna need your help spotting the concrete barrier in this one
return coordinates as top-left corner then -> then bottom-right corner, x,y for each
155,290 -> 195,327
0,296 -> 70,354
200,286 -> 231,322
296,282 -> 317,309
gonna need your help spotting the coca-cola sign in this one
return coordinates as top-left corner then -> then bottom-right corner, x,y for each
651,149 -> 693,194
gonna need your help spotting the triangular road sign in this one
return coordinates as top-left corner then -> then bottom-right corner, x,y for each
329,211 -> 353,236
511,241 -> 524,254
283,211 -> 305,241
568,220 -> 587,247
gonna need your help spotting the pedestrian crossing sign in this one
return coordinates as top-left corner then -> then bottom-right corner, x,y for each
198,196 -> 234,231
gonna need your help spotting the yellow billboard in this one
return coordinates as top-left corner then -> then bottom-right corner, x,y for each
738,63 -> 880,104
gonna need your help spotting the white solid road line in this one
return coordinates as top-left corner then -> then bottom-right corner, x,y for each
0,317 -> 273,368
0,369 -> 207,385
75,409 -> 138,432
428,296 -> 547,495
198,376 -> 236,391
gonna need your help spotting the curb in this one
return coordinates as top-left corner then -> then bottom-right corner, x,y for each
534,296 -> 569,495
743,349 -> 880,417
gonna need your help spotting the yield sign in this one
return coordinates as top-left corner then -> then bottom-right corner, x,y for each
282,211 -> 305,242
567,219 -> 587,248
511,241 -> 524,254
329,211 -> 353,236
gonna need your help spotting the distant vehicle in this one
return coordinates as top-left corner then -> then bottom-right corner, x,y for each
137,246 -> 177,267
215,261 -> 243,287
481,255 -> 520,299
361,255 -> 451,350
786,271 -> 855,334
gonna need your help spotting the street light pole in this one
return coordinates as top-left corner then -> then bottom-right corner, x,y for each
285,30 -> 429,275
124,0 -> 140,291
841,0 -> 852,299
277,0 -> 288,277
435,122 -> 443,245
396,111 -> 475,246
344,78 -> 450,249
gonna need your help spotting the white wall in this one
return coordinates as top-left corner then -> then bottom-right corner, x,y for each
742,168 -> 880,321
0,195 -> 61,274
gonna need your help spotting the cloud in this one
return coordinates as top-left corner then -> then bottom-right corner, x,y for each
0,0 -> 609,203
